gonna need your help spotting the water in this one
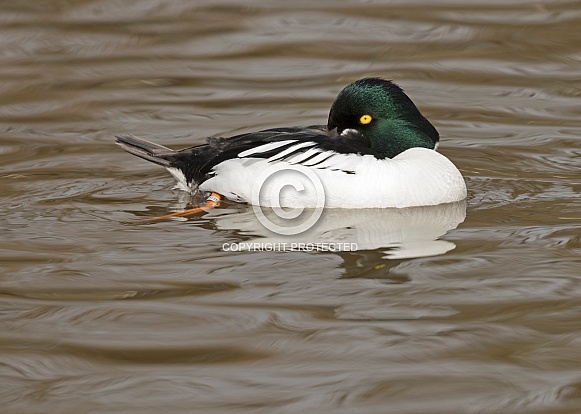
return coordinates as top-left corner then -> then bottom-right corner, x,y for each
1,1 -> 580,413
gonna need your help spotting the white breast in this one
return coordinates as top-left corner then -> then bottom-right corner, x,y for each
199,147 -> 467,208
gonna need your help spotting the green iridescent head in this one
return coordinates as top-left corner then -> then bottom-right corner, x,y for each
327,78 -> 439,158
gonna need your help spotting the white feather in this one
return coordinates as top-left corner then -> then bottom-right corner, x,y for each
238,140 -> 297,157
300,151 -> 335,166
285,147 -> 324,164
166,167 -> 189,192
267,141 -> 317,161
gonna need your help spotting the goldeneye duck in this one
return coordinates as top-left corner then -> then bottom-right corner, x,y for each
116,77 -> 466,209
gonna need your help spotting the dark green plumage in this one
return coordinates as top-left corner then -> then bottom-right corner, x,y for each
327,77 -> 439,159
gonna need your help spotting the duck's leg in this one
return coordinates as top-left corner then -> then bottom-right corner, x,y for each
144,192 -> 222,221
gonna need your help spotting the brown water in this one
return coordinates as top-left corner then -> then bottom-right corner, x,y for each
1,1 -> 580,413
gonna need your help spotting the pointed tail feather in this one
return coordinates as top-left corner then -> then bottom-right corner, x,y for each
115,134 -> 176,168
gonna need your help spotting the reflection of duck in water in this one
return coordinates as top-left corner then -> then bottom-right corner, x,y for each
210,200 -> 466,260
116,78 -> 466,217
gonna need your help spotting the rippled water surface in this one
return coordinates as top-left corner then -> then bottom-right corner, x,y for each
1,1 -> 580,413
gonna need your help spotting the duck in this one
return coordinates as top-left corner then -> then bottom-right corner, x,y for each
116,77 -> 466,210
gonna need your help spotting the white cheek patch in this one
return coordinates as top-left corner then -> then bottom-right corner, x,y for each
341,128 -> 360,136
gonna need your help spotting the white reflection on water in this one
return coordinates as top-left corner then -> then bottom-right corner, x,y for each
207,201 -> 466,259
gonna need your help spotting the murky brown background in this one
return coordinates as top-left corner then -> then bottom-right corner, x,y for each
1,1 -> 580,413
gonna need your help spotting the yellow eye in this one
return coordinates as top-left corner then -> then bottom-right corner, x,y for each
359,114 -> 372,124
